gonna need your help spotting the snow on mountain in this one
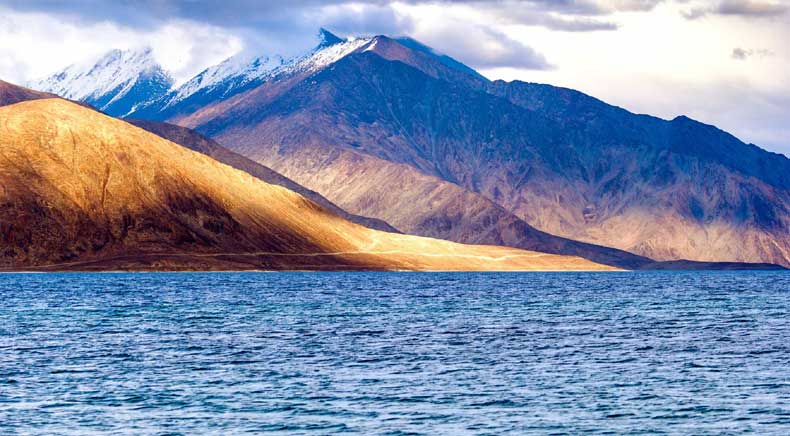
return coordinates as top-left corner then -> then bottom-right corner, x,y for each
29,30 -> 378,120
129,29 -> 373,120
162,54 -> 283,109
28,47 -> 173,117
282,35 -> 373,75
281,28 -> 373,74
166,29 -> 371,106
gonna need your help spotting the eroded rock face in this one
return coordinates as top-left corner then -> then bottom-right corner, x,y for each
0,97 -> 612,272
167,37 -> 789,267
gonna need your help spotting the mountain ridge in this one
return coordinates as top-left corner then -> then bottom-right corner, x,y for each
1,79 -> 58,106
0,97 -> 614,271
166,34 -> 790,266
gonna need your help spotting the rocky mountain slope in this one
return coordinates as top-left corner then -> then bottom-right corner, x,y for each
127,119 -> 398,233
232,132 -> 656,269
154,32 -> 789,267
0,97 -> 611,271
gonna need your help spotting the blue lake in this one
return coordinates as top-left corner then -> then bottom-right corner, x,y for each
1,272 -> 789,434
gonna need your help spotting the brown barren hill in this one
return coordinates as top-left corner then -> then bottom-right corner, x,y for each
0,99 -> 614,271
0,79 -> 58,106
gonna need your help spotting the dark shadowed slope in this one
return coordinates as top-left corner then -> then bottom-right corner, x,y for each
127,119 -> 399,233
0,80 -> 58,106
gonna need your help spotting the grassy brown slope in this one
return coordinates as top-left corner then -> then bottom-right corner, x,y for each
0,99 -> 613,271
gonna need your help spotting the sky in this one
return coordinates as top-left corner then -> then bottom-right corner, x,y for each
0,0 -> 788,156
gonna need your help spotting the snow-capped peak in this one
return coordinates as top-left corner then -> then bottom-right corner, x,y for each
164,52 -> 284,107
32,29 -> 382,119
317,28 -> 344,48
29,47 -> 173,105
157,30 -> 370,111
281,34 -> 375,76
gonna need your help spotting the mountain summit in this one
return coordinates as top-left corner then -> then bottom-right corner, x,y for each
317,28 -> 344,47
127,29 -> 371,121
29,47 -> 173,117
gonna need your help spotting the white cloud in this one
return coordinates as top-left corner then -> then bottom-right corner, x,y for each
476,1 -> 790,155
0,7 -> 242,86
390,3 -> 552,69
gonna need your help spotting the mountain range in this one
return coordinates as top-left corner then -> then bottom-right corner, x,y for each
24,29 -> 790,268
0,90 -> 612,271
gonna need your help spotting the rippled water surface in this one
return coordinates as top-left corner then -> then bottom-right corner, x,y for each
1,272 -> 789,434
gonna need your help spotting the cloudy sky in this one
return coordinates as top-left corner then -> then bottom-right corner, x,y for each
1,0 -> 788,155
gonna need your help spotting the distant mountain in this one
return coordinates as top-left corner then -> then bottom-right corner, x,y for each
28,47 -> 173,117
128,53 -> 283,120
0,96 -> 612,271
163,32 -> 790,267
34,30 -> 790,267
158,32 -> 665,269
